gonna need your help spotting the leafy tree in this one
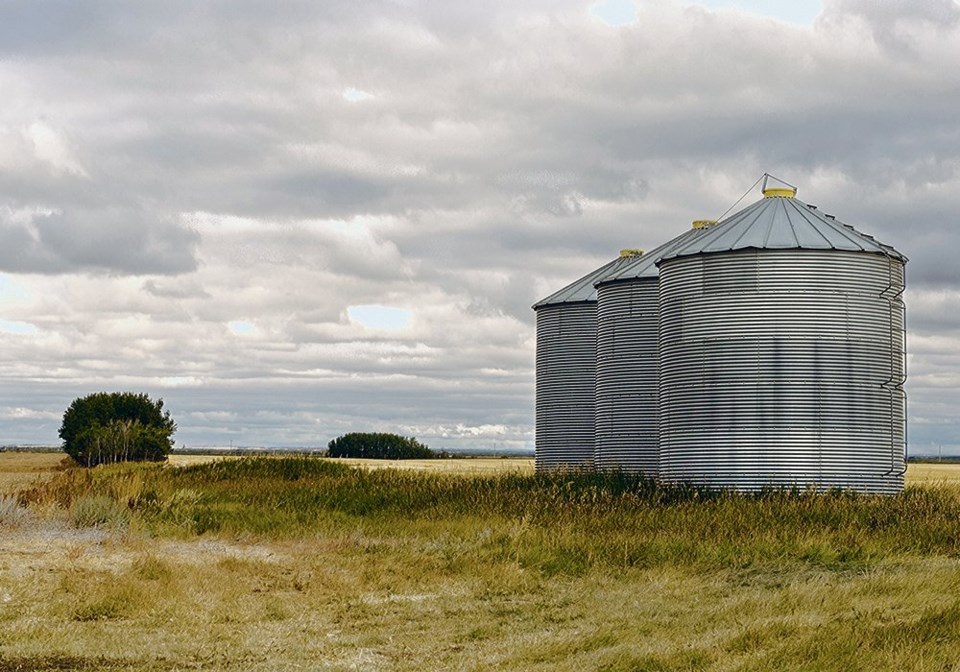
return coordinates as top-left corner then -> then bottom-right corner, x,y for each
327,432 -> 435,459
60,392 -> 176,466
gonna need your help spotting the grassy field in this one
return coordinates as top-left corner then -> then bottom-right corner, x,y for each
0,451 -> 68,495
2,453 -> 960,671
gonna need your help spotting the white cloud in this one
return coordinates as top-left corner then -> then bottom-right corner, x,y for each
687,0 -> 823,26
0,406 -> 59,420
24,121 -> 88,176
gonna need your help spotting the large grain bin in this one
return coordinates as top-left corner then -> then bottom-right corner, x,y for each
533,250 -> 644,471
593,223 -> 716,474
657,188 -> 907,494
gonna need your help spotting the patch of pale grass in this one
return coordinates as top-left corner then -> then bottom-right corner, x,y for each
326,456 -> 534,475
165,453 -> 243,467
906,462 -> 960,485
0,451 -> 65,472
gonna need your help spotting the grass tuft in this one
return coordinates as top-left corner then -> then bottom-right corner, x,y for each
0,494 -> 29,526
69,495 -> 130,529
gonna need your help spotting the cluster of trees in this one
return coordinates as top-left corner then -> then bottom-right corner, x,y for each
327,432 -> 436,459
58,392 -> 441,467
59,392 -> 176,467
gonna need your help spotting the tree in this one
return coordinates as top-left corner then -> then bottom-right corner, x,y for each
60,392 -> 176,466
327,432 -> 434,459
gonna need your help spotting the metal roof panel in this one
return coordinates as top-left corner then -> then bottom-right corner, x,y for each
532,255 -> 637,308
598,225 -> 713,284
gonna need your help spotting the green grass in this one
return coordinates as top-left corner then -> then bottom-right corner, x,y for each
20,457 -> 960,574
7,457 -> 960,671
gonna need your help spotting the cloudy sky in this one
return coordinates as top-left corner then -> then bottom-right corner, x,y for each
1,0 -> 959,454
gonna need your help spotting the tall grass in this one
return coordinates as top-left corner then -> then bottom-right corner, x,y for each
0,493 -> 30,526
20,457 -> 960,575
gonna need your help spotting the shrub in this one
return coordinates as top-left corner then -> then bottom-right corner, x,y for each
69,494 -> 130,529
327,432 -> 434,459
59,392 -> 176,467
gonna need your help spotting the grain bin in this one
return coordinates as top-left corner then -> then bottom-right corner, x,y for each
533,250 -> 644,471
657,187 -> 907,494
593,223 -> 716,474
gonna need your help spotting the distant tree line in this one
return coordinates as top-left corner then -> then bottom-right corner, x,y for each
327,432 -> 440,459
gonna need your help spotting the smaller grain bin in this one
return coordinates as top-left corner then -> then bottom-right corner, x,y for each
657,188 -> 907,494
533,250 -> 644,472
593,222 -> 716,474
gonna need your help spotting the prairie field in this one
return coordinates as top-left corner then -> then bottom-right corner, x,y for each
1,452 -> 960,671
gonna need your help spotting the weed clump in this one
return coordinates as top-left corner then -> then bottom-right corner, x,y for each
69,494 -> 130,529
0,494 -> 30,527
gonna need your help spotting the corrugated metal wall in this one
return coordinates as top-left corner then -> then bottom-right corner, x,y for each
535,303 -> 596,471
658,249 -> 906,494
595,279 -> 658,474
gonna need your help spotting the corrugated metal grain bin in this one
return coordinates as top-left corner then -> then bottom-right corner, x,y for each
657,188 -> 907,494
533,252 -> 644,472
593,224 -> 715,474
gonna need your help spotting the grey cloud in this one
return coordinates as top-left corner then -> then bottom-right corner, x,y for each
0,1 -> 364,58
0,207 -> 198,275
821,0 -> 960,51
263,171 -> 392,216
899,230 -> 960,289
142,279 -> 210,300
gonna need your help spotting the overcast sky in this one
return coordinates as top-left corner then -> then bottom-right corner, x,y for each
1,0 -> 959,454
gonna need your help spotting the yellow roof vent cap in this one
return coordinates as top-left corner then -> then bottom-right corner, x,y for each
692,219 -> 718,229
762,187 -> 797,198
619,248 -> 644,258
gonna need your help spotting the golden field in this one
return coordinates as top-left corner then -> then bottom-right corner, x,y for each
4,450 -> 956,494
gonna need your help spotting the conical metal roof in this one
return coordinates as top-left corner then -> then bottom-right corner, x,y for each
658,190 -> 907,263
533,252 -> 643,309
596,224 -> 715,285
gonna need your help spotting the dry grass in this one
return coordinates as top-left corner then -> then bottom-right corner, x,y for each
2,453 -> 960,671
906,462 -> 960,485
329,456 -> 534,474
0,451 -> 533,496
2,521 -> 960,671
0,452 -> 66,495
